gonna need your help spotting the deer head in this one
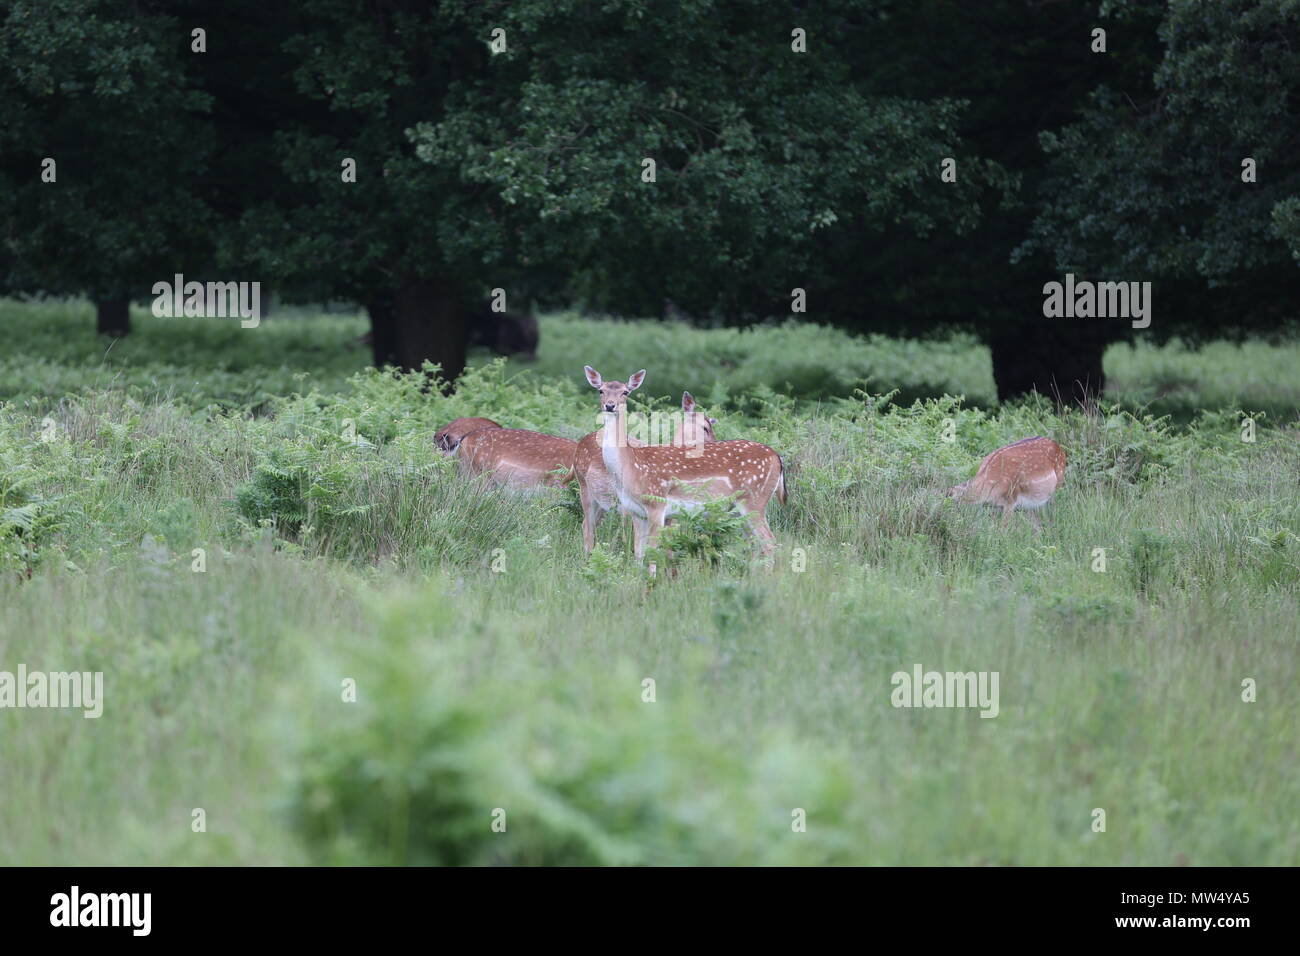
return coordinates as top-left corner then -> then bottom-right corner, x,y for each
945,479 -> 1000,505
679,391 -> 717,446
584,366 -> 645,414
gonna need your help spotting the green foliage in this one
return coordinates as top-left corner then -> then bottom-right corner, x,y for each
6,299 -> 1300,425
650,497 -> 751,571
1039,592 -> 1135,630
235,451 -> 312,533
410,0 -> 1006,317
1022,0 -> 1300,332
1245,528 -> 1300,590
578,543 -> 625,584
0,417 -> 70,576
286,587 -> 861,866
1128,529 -> 1173,595
0,0 -> 999,323
712,580 -> 765,637
0,0 -> 215,298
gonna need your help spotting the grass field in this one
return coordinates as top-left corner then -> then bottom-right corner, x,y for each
1,299 -> 1297,865
4,298 -> 1299,422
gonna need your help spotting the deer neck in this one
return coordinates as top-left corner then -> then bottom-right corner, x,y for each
601,408 -> 637,494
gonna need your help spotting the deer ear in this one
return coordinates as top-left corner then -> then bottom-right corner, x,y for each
681,391 -> 695,412
583,366 -> 602,388
627,369 -> 646,391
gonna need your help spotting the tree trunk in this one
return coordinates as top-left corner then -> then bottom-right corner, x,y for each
366,288 -> 400,368
988,322 -> 1109,405
393,275 -> 467,385
96,296 -> 130,337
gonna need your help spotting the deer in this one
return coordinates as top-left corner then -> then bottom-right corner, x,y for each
584,366 -> 786,573
434,417 -> 501,454
456,425 -> 578,491
946,436 -> 1067,530
568,386 -> 718,554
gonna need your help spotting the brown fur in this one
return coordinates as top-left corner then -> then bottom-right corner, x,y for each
434,417 -> 501,454
457,427 -> 578,490
949,436 -> 1067,529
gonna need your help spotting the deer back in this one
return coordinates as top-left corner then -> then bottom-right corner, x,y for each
973,436 -> 1066,500
459,427 -> 578,488
611,438 -> 783,509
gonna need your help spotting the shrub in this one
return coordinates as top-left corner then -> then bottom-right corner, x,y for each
283,587 -> 860,866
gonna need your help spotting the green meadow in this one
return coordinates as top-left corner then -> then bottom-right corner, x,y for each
1,300 -> 1297,865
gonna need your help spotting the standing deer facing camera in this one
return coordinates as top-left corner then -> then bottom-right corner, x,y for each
947,436 -> 1067,529
568,385 -> 718,553
584,366 -> 786,574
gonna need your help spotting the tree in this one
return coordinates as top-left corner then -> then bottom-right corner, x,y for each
203,0 -> 998,381
798,0 -> 1168,401
11,1 -> 1286,401
1022,0 -> 1300,349
410,0 -> 1005,334
0,0 -> 216,336
194,0 -> 496,379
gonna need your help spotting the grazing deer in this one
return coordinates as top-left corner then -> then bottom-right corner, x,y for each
569,387 -> 718,554
456,426 -> 578,491
584,366 -> 786,573
434,417 -> 501,454
947,436 -> 1067,529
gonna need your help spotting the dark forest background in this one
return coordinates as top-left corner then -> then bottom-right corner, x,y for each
2,0 -> 1297,400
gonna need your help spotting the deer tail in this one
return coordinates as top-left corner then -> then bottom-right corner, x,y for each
775,455 -> 788,506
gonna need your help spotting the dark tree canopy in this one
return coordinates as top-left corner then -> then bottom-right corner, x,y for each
1022,0 -> 1300,330
0,0 -> 216,334
1,0 -> 1295,398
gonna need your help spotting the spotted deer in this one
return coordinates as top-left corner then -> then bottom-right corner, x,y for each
456,426 -> 578,491
584,366 -> 786,573
434,417 -> 501,454
569,383 -> 718,553
947,436 -> 1067,529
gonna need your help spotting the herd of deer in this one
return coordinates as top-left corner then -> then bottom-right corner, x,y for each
434,366 -> 1068,572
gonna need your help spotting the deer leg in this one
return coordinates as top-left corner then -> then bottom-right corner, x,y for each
1027,509 -> 1043,533
630,513 -> 649,563
1000,502 -> 1016,527
643,505 -> 668,577
581,490 -> 605,554
736,497 -> 777,562
746,510 -> 777,564
661,517 -> 679,578
621,511 -> 635,555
